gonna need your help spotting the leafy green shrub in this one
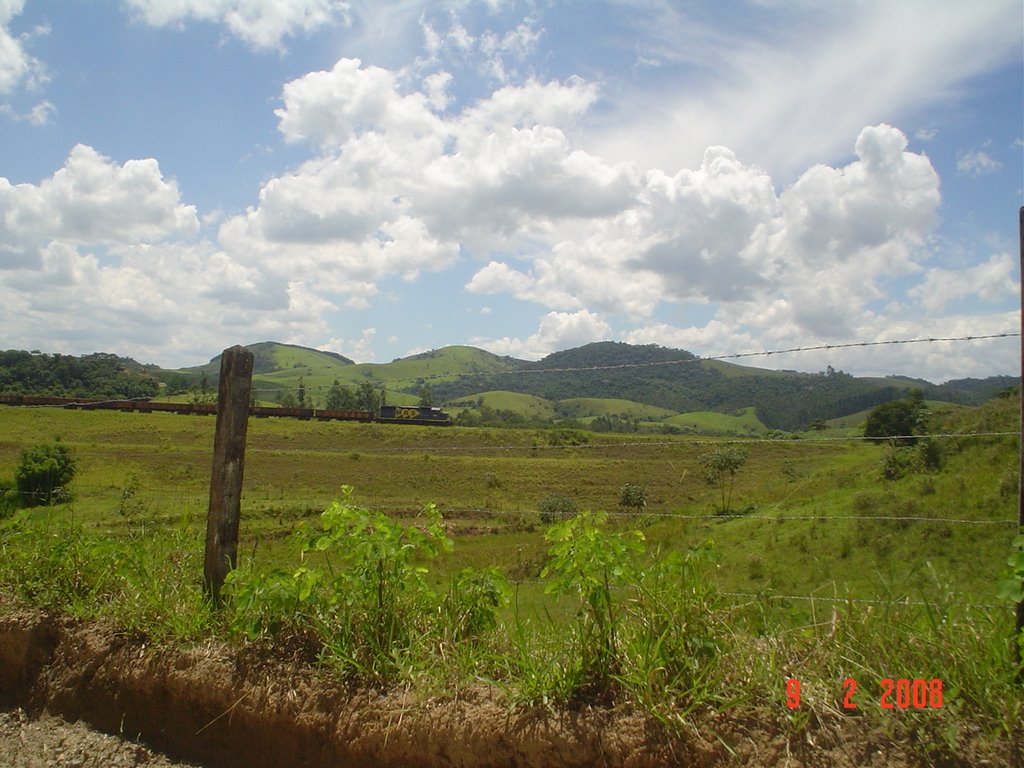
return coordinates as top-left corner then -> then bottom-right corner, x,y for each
882,446 -> 921,480
618,483 -> 647,512
226,486 -> 453,681
864,391 -> 926,444
538,493 -> 579,524
441,566 -> 511,643
998,535 -> 1024,676
542,510 -> 645,694
545,429 -> 589,447
526,514 -> 725,710
15,440 -> 76,507
918,437 -> 943,472
117,473 -> 149,523
0,479 -> 17,518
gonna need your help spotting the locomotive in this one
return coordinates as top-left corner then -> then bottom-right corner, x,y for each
0,394 -> 452,426
377,404 -> 452,425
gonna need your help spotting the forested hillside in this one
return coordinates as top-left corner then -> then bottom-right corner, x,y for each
425,342 -> 1012,431
0,350 -> 160,399
424,343 -> 892,431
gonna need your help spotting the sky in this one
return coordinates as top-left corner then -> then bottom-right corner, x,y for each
0,0 -> 1021,382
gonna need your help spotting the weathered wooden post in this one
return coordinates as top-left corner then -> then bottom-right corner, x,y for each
1016,207 -> 1024,670
204,345 -> 254,606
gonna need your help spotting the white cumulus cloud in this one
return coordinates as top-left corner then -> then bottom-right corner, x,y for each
0,144 -> 199,267
471,309 -> 612,360
467,124 -> 941,340
122,0 -> 351,51
0,0 -> 47,95
908,253 -> 1018,313
217,60 -> 637,310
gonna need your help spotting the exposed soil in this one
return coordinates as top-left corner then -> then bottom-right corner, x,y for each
0,607 -> 1015,768
0,708 -> 202,767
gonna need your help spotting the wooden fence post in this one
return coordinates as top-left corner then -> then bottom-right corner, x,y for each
204,345 -> 254,605
1016,207 -> 1024,669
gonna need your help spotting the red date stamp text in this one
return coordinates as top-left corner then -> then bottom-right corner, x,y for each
785,678 -> 943,709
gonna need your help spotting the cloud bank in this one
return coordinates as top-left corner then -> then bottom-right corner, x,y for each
0,1 -> 1018,381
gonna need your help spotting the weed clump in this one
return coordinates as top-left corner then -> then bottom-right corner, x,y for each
225,486 -> 510,683
527,509 -> 724,713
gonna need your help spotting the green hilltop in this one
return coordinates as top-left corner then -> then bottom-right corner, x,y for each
175,340 -> 1017,434
3,340 -> 1015,436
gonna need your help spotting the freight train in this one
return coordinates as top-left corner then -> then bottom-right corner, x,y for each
0,395 -> 452,426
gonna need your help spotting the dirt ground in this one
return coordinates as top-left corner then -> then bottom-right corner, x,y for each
0,708 -> 202,768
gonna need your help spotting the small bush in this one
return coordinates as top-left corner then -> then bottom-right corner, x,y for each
882,446 -> 920,480
15,440 -> 76,507
441,566 -> 510,643
700,447 -> 747,513
618,483 -> 647,513
225,486 -> 453,681
864,394 -> 925,444
0,480 -> 17,518
542,510 -> 645,693
538,493 -> 579,524
918,437 -> 943,472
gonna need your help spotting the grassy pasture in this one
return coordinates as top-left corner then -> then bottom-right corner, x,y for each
0,399 -> 1020,759
666,406 -> 768,436
0,398 -> 1016,607
556,397 -> 678,420
449,390 -> 559,420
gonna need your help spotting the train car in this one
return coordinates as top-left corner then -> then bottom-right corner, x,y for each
313,408 -> 374,422
75,399 -> 139,411
136,401 -> 188,414
376,404 -> 452,426
2,393 -> 448,427
0,394 -> 81,407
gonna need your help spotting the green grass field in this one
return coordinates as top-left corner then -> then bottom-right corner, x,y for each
666,406 -> 768,436
449,390 -> 559,420
0,397 -> 1020,760
0,398 -> 1016,603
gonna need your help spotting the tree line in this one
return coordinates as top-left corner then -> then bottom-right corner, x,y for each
0,350 -> 159,399
273,379 -> 385,412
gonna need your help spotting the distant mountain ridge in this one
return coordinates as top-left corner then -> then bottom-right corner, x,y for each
1,341 -> 1016,433
186,340 -> 1016,431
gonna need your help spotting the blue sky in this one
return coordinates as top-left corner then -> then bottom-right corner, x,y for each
0,0 -> 1021,381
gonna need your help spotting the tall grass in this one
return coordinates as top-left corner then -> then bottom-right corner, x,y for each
0,502 -> 214,641
0,491 -> 1019,761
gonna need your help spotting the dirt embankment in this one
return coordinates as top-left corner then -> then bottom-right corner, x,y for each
0,608 -> 1009,768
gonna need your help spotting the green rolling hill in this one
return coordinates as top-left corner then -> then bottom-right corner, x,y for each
556,398 -> 679,420
666,407 -> 768,436
164,341 -> 1020,432
4,340 -> 1013,436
